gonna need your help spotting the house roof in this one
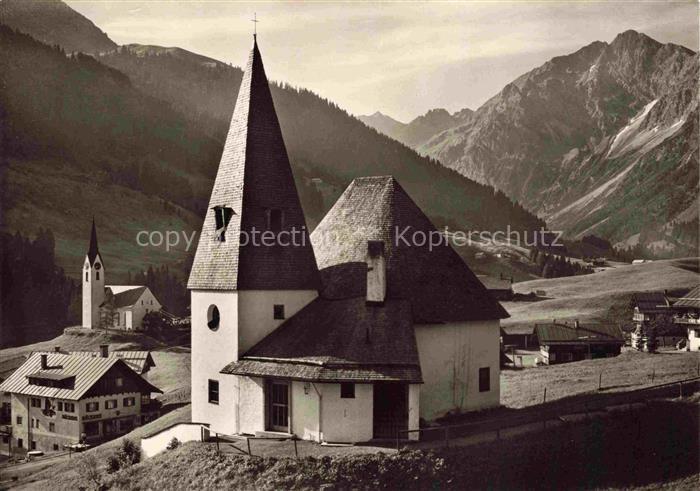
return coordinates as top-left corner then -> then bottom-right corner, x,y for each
0,353 -> 161,400
102,286 -> 148,308
221,297 -> 422,383
633,292 -> 671,314
535,323 -> 624,344
69,350 -> 156,374
674,285 -> 700,309
501,325 -> 535,336
86,218 -> 101,266
187,36 -> 319,291
477,275 -> 513,291
310,176 -> 508,322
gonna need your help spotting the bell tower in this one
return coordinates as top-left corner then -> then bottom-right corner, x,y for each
82,219 -> 105,328
188,36 -> 319,435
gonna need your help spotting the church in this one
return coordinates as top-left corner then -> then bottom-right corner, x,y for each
82,221 -> 162,331
188,35 -> 508,443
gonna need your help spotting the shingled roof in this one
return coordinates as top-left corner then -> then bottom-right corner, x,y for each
101,286 -> 148,308
535,323 -> 624,344
0,352 -> 161,400
310,176 -> 508,323
633,292 -> 672,314
221,297 -> 422,383
188,36 -> 318,291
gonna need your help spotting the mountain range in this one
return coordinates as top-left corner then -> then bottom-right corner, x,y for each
364,31 -> 699,255
0,0 -> 544,281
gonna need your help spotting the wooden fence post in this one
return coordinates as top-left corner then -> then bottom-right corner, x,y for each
246,437 -> 251,456
543,387 -> 547,404
216,433 -> 220,453
598,372 -> 603,391
293,436 -> 299,459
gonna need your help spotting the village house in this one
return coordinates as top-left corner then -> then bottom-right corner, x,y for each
673,285 -> 700,351
187,36 -> 508,443
501,324 -> 538,349
82,220 -> 162,331
0,350 -> 161,454
69,346 -> 157,380
535,321 -> 624,364
630,291 -> 673,351
477,274 -> 514,301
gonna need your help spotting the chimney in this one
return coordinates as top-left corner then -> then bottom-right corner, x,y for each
366,240 -> 386,304
40,354 -> 48,370
100,344 -> 109,358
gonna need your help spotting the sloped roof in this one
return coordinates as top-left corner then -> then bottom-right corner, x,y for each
103,286 -> 147,308
674,285 -> 700,309
0,353 -> 161,400
221,297 -> 422,383
633,292 -> 671,313
310,176 -> 508,322
501,324 -> 535,336
188,36 -> 318,291
477,275 -> 513,291
69,350 -> 156,374
535,323 -> 624,344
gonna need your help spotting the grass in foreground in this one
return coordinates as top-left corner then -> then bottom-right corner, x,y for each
41,397 -> 698,490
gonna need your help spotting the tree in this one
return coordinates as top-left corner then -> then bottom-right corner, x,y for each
634,325 -> 646,351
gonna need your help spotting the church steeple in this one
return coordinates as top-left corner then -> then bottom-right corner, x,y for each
188,36 -> 319,291
87,217 -> 101,266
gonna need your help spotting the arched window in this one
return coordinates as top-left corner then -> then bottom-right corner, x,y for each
85,272 -> 88,282
96,272 -> 100,280
207,305 -> 220,331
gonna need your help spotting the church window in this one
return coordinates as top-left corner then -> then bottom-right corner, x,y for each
479,367 -> 490,392
273,304 -> 285,320
208,379 -> 219,404
340,383 -> 355,399
85,272 -> 88,282
213,206 -> 234,242
207,305 -> 220,331
267,209 -> 284,232
96,271 -> 100,280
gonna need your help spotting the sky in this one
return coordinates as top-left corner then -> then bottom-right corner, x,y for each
66,1 -> 699,122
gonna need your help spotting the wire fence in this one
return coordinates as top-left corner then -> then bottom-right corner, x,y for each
397,376 -> 700,449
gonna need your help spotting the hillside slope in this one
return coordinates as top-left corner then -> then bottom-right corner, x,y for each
0,0 -> 117,54
503,258 -> 699,325
421,31 -> 698,255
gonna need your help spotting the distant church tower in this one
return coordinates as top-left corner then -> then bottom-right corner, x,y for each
82,219 -> 105,328
187,36 -> 319,434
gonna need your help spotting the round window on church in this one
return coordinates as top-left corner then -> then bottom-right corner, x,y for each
207,305 -> 220,331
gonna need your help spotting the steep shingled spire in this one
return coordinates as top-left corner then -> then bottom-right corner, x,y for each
188,37 -> 319,290
86,217 -> 101,266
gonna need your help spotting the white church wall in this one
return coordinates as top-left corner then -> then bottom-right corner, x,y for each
82,255 -> 104,329
408,384 -> 420,441
191,290 -> 240,435
414,320 -> 500,421
238,376 -> 265,435
319,383 -> 373,443
291,381 -> 320,441
237,290 -> 317,354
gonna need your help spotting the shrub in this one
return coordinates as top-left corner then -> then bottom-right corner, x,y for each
75,453 -> 102,489
119,438 -> 141,466
166,437 -> 181,450
106,453 -> 121,474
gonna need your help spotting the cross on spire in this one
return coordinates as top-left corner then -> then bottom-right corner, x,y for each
251,12 -> 260,39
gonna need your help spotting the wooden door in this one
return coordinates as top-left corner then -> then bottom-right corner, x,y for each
267,380 -> 290,432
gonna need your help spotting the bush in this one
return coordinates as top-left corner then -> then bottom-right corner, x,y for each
166,437 -> 181,450
106,453 -> 121,474
119,438 -> 141,466
75,453 -> 102,489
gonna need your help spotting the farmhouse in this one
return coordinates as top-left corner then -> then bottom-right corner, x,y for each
501,324 -> 537,349
673,285 -> 700,351
188,36 -> 508,443
82,220 -> 162,330
630,291 -> 673,351
0,350 -> 161,454
535,322 -> 624,364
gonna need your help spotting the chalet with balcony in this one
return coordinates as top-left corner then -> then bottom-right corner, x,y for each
673,285 -> 700,351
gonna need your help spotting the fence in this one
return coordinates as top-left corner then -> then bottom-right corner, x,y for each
397,376 -> 700,449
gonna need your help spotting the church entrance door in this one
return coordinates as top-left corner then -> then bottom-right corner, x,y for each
266,380 -> 290,432
372,382 -> 408,439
